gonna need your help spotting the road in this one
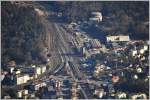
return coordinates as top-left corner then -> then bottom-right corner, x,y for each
34,20 -> 88,98
50,23 -> 90,99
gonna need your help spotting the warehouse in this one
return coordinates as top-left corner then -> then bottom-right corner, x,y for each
106,35 -> 130,42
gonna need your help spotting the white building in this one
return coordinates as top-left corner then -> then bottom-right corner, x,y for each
36,67 -> 41,75
143,45 -> 148,51
89,17 -> 101,22
94,64 -> 106,76
106,35 -> 130,42
138,45 -> 148,54
30,93 -> 35,98
41,65 -> 46,74
89,12 -> 102,23
16,70 -> 21,75
15,74 -> 30,85
34,82 -> 47,90
18,91 -> 22,98
10,67 -> 14,73
34,8 -> 45,16
94,89 -> 106,98
47,58 -> 50,62
136,67 -> 143,73
139,49 -> 145,54
3,95 -> 11,99
17,89 -> 28,98
23,75 -> 30,83
131,93 -> 147,99
132,50 -> 137,56
98,89 -> 105,98
116,92 -> 127,99
96,64 -> 106,72
133,74 -> 138,80
1,74 -> 5,81
31,65 -> 36,68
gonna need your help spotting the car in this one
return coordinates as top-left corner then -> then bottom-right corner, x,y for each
82,63 -> 89,67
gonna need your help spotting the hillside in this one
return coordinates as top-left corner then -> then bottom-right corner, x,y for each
1,2 -> 48,65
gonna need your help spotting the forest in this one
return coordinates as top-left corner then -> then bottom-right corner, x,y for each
1,2 -> 47,66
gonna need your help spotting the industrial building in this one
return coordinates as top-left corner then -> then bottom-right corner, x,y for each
90,39 -> 101,49
106,35 -> 130,42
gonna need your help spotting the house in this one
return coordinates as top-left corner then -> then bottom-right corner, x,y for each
112,76 -> 120,83
15,74 -> 30,85
75,36 -> 84,47
41,65 -> 46,74
11,68 -> 21,75
22,66 -> 41,75
48,86 -> 54,91
136,44 -> 148,54
17,89 -> 28,98
132,50 -> 137,56
89,12 -> 102,23
116,92 -> 127,99
94,88 -> 106,98
10,67 -> 14,73
130,93 -> 147,99
140,56 -> 146,61
33,82 -> 47,91
57,12 -> 62,17
143,45 -> 148,51
15,75 -> 24,85
68,22 -> 78,30
1,73 -> 5,81
15,69 -> 21,75
8,66 -> 21,74
140,45 -> 148,54
36,67 -> 41,75
106,35 -> 130,42
139,49 -> 145,54
30,93 -> 36,98
3,95 -> 11,99
98,89 -> 105,98
47,58 -> 50,62
136,67 -> 143,73
34,8 -> 45,16
133,74 -> 138,80
96,64 -> 106,72
94,64 -> 106,77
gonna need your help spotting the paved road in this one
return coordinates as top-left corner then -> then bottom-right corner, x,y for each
52,23 -> 90,99
41,22 -> 86,98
